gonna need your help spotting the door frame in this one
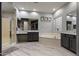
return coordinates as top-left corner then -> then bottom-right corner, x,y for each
0,2 -> 2,56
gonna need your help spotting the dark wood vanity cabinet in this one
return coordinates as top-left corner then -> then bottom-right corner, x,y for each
27,32 -> 39,42
61,34 -> 70,49
17,32 -> 39,42
70,35 -> 76,52
61,33 -> 76,53
17,34 -> 27,42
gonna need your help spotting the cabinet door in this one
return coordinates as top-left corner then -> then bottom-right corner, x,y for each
27,32 -> 32,42
61,34 -> 65,46
27,32 -> 39,42
61,34 -> 70,49
70,35 -> 76,53
33,32 -> 39,41
65,36 -> 70,49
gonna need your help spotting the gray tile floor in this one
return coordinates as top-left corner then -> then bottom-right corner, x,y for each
4,38 -> 76,56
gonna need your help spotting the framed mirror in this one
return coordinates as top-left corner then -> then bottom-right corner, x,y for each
66,10 -> 76,31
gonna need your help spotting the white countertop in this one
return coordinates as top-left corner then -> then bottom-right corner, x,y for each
16,30 -> 39,34
28,30 -> 39,32
16,30 -> 76,35
61,31 -> 76,35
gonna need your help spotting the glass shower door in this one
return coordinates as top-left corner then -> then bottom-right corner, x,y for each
10,17 -> 16,45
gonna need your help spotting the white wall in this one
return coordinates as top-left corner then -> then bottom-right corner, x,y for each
39,13 -> 53,34
55,17 -> 62,33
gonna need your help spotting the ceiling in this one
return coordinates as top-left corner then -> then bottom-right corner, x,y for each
2,2 -> 68,13
2,2 -> 15,13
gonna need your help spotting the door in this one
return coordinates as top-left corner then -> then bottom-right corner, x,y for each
2,18 -> 10,50
0,2 -> 1,55
10,17 -> 16,45
61,33 -> 66,46
61,34 -> 70,49
65,35 -> 70,49
70,35 -> 76,53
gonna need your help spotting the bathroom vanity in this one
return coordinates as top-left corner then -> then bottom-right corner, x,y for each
61,32 -> 76,53
16,18 -> 39,42
61,10 -> 77,53
17,30 -> 39,42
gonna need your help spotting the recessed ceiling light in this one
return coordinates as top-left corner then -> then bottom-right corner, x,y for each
67,16 -> 70,18
53,8 -> 56,11
21,7 -> 24,10
34,2 -> 39,3
33,9 -> 37,11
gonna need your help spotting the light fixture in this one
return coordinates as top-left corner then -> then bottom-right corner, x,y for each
33,9 -> 37,11
67,15 -> 70,18
20,7 -> 24,10
53,8 -> 56,11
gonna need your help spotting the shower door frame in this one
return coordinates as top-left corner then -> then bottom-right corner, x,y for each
0,2 -> 2,56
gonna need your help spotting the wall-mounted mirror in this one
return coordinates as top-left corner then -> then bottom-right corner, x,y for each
66,11 -> 76,31
28,19 -> 38,30
17,18 -> 28,31
66,21 -> 72,30
17,18 -> 38,31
